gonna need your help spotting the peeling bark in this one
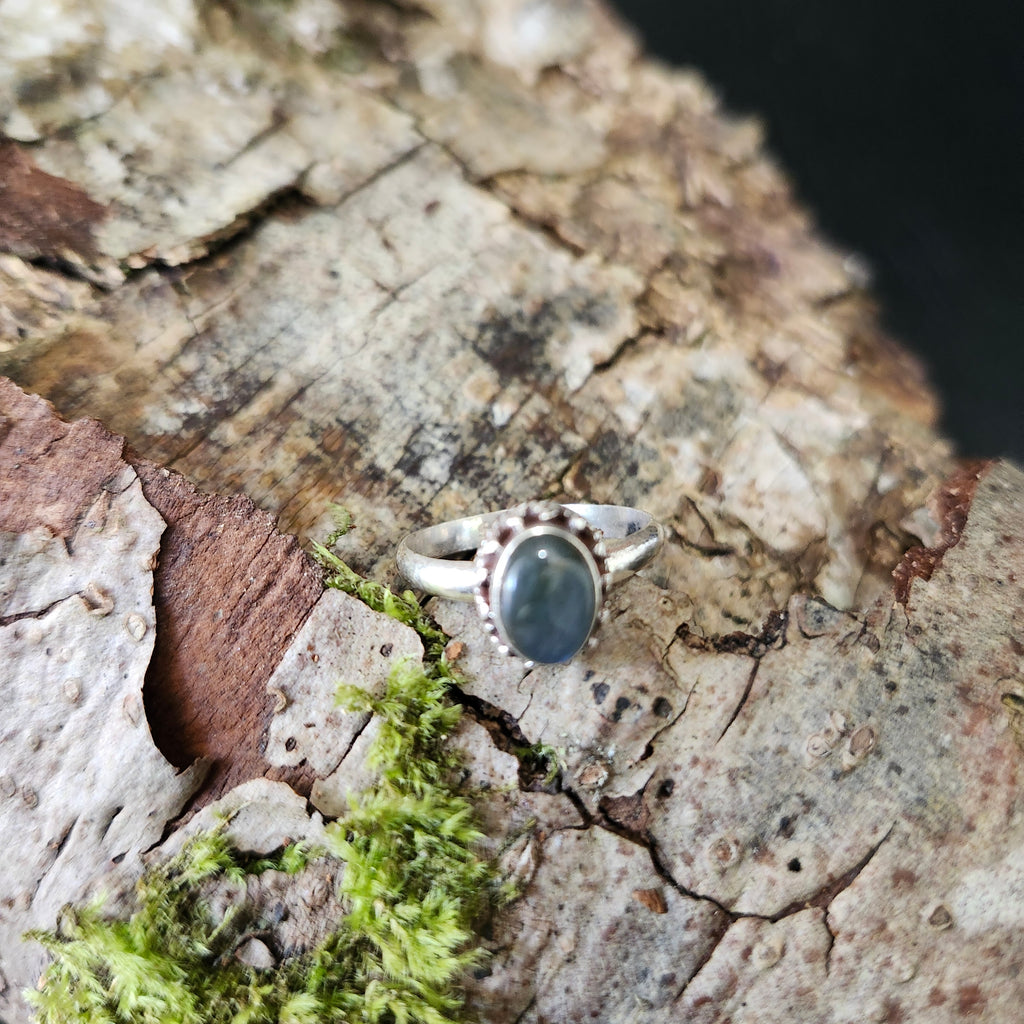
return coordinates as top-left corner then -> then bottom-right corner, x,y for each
1,2 -> 1022,1022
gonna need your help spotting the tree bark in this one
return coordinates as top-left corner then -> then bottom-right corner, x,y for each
2,2 -> 1021,1022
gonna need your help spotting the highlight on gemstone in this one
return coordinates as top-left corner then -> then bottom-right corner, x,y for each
496,532 -> 598,663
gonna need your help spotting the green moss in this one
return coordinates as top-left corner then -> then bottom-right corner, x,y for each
322,503 -> 355,548
513,742 -> 566,787
328,663 -> 489,1005
29,660 -> 489,1024
311,537 -> 450,664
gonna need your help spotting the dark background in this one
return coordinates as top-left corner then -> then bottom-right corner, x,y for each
609,0 -> 1023,462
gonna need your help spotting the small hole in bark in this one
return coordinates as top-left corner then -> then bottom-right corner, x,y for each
652,697 -> 673,718
788,858 -> 802,872
656,779 -> 675,799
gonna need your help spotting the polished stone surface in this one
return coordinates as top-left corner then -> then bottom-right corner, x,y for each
498,533 -> 597,663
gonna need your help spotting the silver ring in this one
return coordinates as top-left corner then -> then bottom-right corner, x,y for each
396,501 -> 663,664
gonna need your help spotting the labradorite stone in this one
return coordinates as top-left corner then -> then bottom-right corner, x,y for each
498,534 -> 597,663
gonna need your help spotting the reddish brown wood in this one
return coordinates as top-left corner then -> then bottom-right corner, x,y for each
0,377 -> 324,804
0,378 -> 124,537
0,142 -> 108,267
131,454 -> 324,802
892,458 -> 991,604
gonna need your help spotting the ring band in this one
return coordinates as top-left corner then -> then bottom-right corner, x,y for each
397,502 -> 663,664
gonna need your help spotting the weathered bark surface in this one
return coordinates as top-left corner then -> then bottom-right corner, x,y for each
0,0 -> 949,635
0,385 -> 208,1016
2,1 -> 1022,1022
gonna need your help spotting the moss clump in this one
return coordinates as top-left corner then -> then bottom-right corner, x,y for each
29,657 -> 488,1024
28,832 -> 314,1024
330,664 -> 488,1008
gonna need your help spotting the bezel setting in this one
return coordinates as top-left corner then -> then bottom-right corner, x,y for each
473,501 -> 609,664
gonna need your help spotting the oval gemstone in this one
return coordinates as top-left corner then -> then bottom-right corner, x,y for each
497,533 -> 598,663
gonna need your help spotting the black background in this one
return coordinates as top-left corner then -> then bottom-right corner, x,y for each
609,0 -> 1023,462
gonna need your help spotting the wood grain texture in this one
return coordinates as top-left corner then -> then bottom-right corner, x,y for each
0,0 -> 951,637
131,454 -> 324,800
1,1 -> 1021,1022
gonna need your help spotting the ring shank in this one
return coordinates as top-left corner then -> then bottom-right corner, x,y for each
396,503 -> 663,601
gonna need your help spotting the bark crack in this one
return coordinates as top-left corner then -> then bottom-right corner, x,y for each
670,607 -> 789,660
589,325 -> 647,376
0,600 -> 67,626
214,108 -> 292,172
823,906 -> 838,976
561,784 -> 594,828
669,497 -> 738,558
636,705 -> 687,764
670,913 -> 735,1005
488,186 -> 590,261
98,805 -> 124,843
49,815 -> 78,865
124,141 -> 430,293
767,820 -> 896,922
647,839 -> 735,919
511,995 -> 537,1024
716,658 -> 759,744
450,684 -> 560,792
320,710 -> 374,782
0,579 -> 122,626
